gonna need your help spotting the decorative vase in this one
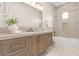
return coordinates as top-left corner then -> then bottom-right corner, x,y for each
8,24 -> 20,33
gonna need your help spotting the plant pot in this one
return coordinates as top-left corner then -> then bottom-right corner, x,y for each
8,24 -> 20,33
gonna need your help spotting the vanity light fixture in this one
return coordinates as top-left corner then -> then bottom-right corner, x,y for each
24,2 -> 43,11
36,3 -> 40,8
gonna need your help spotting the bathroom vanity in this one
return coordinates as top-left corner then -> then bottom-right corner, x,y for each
0,31 -> 53,56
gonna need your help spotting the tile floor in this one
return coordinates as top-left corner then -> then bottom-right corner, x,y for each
42,36 -> 79,56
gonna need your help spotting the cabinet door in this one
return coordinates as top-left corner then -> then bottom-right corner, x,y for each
37,35 -> 45,54
0,41 -> 3,55
48,33 -> 52,46
28,36 -> 37,56
44,34 -> 49,49
2,37 -> 26,56
25,37 -> 29,56
44,33 -> 52,49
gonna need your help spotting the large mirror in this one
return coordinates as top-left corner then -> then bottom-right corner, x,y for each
0,2 -> 53,33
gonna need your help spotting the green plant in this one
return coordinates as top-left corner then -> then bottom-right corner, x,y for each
6,18 -> 19,25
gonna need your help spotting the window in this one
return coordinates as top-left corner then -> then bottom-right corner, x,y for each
62,12 -> 68,19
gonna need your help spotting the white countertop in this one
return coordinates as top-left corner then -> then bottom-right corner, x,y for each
0,30 -> 52,40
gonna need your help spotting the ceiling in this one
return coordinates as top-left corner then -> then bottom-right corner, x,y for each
51,2 -> 67,7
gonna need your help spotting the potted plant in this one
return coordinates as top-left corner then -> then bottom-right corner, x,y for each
6,18 -> 20,33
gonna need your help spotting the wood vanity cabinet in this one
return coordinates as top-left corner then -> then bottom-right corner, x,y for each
28,36 -> 37,56
0,32 -> 52,56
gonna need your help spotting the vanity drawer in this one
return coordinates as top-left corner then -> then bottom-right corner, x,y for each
2,37 -> 26,55
7,48 -> 27,56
